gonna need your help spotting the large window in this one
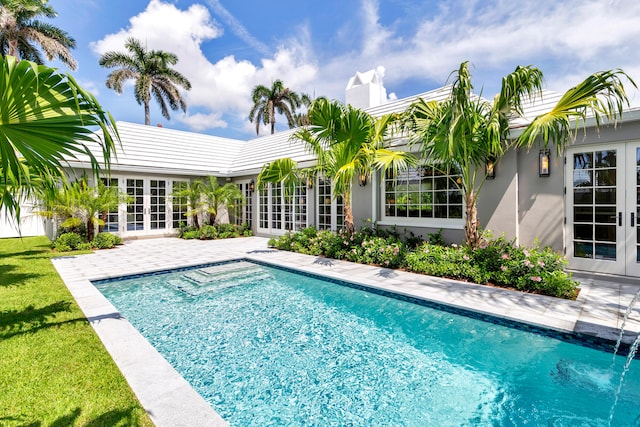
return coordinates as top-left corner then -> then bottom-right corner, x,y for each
383,164 -> 463,224
316,177 -> 344,231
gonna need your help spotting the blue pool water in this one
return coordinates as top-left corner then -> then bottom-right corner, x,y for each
94,261 -> 640,426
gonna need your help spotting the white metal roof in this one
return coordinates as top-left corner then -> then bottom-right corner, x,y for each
64,86 -> 638,178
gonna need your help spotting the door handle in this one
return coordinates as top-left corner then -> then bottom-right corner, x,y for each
619,212 -> 622,226
632,212 -> 636,227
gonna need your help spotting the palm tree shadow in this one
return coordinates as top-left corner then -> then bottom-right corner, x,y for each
0,301 -> 83,340
7,406 -> 147,427
0,264 -> 43,288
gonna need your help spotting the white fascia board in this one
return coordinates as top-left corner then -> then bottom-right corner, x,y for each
508,107 -> 640,139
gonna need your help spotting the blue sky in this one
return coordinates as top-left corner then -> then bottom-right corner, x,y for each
46,0 -> 640,139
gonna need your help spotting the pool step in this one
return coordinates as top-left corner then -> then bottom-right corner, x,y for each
171,262 -> 272,296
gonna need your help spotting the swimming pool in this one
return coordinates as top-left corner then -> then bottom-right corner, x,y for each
94,260 -> 640,426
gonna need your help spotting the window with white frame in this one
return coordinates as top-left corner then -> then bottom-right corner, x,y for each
383,164 -> 463,222
316,176 -> 344,231
171,181 -> 189,229
100,177 -> 119,233
233,182 -> 253,228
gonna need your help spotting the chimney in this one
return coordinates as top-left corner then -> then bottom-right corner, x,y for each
345,66 -> 388,109
157,123 -> 163,128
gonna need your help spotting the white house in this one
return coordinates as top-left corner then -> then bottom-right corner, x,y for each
4,69 -> 640,278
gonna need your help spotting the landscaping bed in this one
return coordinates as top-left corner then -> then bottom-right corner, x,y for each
268,226 -> 579,299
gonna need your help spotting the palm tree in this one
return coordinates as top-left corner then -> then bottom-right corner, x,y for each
292,98 -> 416,233
40,178 -> 124,241
0,55 -> 118,223
99,37 -> 192,125
199,176 -> 243,225
0,0 -> 77,69
248,80 -> 309,135
171,180 -> 203,229
405,61 -> 635,248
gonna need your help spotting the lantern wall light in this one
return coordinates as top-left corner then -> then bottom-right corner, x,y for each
539,150 -> 550,177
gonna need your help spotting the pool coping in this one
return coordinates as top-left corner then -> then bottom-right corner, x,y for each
50,236 -> 640,426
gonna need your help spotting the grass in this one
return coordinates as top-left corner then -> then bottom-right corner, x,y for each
0,236 -> 153,426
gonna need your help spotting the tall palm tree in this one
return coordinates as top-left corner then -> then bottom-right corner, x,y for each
0,55 -> 118,222
99,37 -> 192,126
405,61 -> 635,248
248,80 -> 308,135
199,176 -> 243,225
292,98 -> 415,233
0,0 -> 77,69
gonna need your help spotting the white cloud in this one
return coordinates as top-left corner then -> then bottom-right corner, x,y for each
90,0 -> 640,135
178,112 -> 227,131
90,0 -> 320,133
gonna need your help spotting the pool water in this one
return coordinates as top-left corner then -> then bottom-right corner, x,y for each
94,261 -> 640,426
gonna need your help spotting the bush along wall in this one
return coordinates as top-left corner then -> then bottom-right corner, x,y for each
268,227 -> 579,300
178,223 -> 253,240
52,232 -> 122,252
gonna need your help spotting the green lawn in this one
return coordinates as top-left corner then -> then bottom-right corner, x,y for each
0,237 -> 152,426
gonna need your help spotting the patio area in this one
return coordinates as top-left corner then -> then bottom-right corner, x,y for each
51,236 -> 640,427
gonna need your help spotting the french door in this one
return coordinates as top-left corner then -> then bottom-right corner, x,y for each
122,178 -> 170,237
566,142 -> 640,276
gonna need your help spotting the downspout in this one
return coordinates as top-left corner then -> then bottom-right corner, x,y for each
371,171 -> 378,224
515,150 -> 520,246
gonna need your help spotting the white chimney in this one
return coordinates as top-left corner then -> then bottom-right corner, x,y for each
345,66 -> 388,109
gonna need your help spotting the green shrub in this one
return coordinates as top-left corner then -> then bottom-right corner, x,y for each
57,218 -> 86,238
264,227 -> 578,299
213,223 -> 240,239
182,230 -> 199,240
76,242 -> 93,251
53,242 -> 71,252
92,232 -> 121,249
53,232 -> 83,251
198,225 -> 219,240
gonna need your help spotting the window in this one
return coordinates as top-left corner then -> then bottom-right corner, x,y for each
383,164 -> 463,223
126,179 -> 144,231
100,177 -> 119,233
172,181 -> 189,229
233,182 -> 253,229
149,180 -> 167,230
316,176 -> 344,231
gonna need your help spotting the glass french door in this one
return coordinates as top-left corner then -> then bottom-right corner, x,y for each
257,182 -> 308,235
124,178 -> 170,236
566,143 -> 640,276
625,145 -> 640,276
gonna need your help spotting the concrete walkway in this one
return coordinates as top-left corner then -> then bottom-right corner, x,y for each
52,236 -> 640,426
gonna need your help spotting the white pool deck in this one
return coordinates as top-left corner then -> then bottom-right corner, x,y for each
51,236 -> 640,427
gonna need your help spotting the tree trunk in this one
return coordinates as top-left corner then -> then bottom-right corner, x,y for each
209,212 -> 216,226
7,39 -> 18,59
87,219 -> 95,242
269,100 -> 275,134
343,191 -> 355,234
464,191 -> 480,248
144,101 -> 150,125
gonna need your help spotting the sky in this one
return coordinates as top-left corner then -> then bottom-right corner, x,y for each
43,0 -> 640,140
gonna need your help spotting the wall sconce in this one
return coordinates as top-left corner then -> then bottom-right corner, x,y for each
486,159 -> 496,179
358,173 -> 367,187
249,180 -> 255,192
539,150 -> 550,177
